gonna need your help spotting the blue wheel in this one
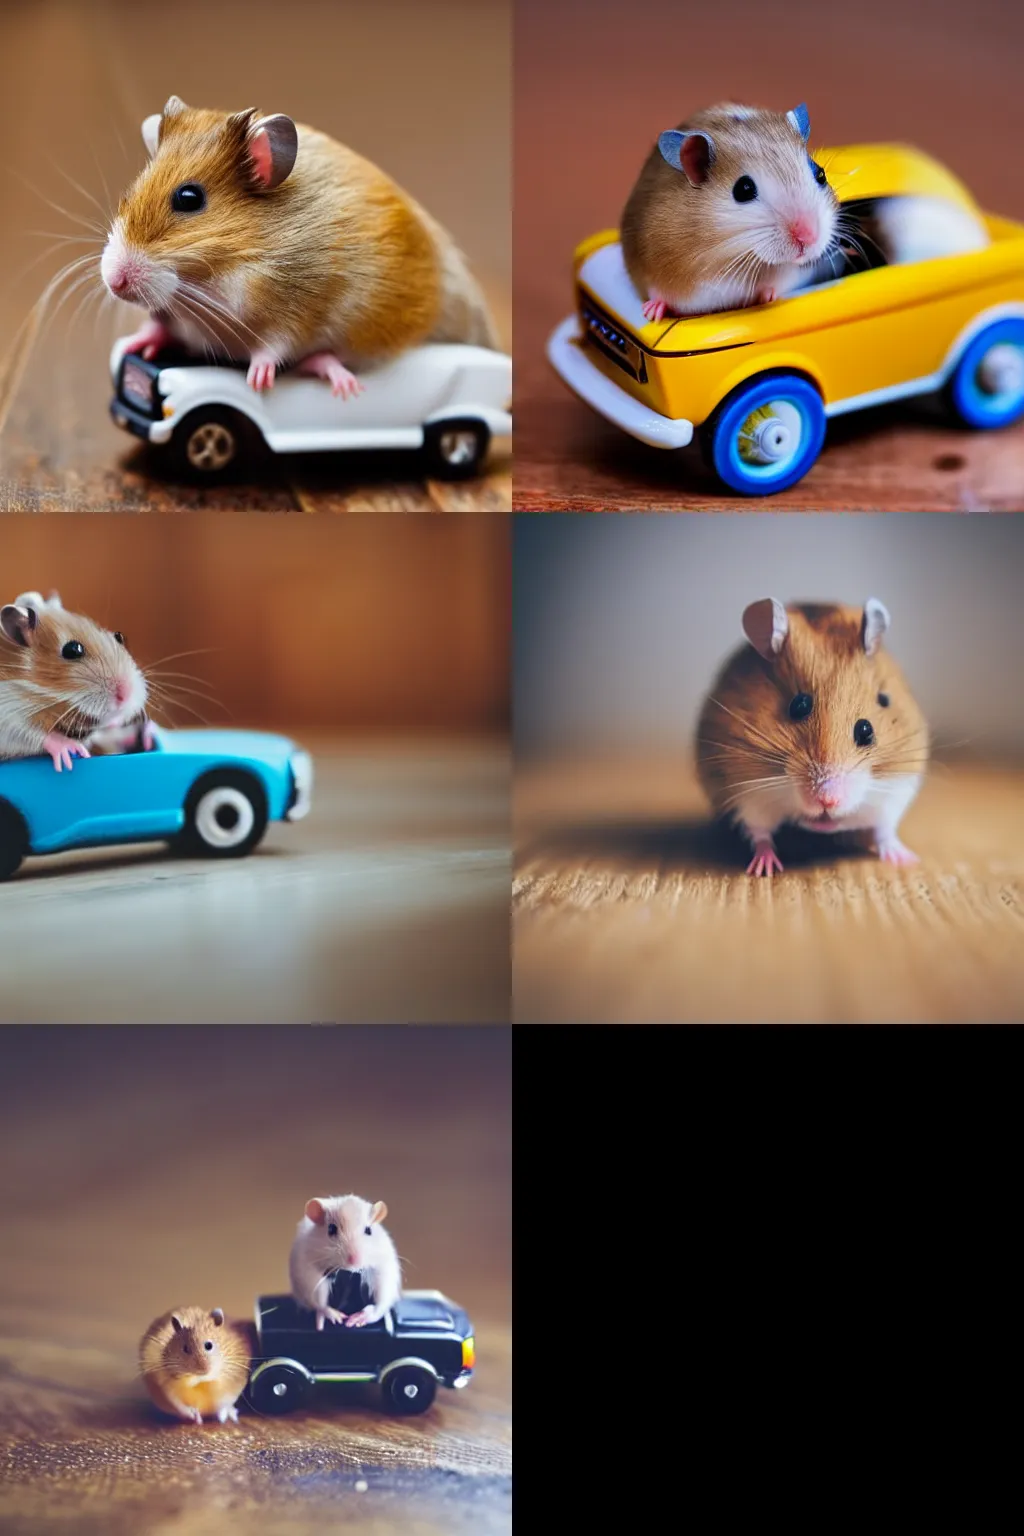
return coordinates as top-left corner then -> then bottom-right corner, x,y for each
946,318 -> 1024,429
704,373 -> 826,495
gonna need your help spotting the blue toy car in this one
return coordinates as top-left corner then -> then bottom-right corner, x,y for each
0,724 -> 312,880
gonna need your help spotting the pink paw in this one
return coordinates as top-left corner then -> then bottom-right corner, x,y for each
755,286 -> 777,306
746,843 -> 784,878
878,838 -> 918,867
43,733 -> 90,773
642,297 -> 669,323
123,316 -> 175,362
247,352 -> 278,392
179,1405 -> 204,1425
344,1308 -> 376,1328
315,1307 -> 347,1331
296,351 -> 364,400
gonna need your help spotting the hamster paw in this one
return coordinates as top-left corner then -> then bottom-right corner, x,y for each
877,836 -> 919,867
754,285 -> 777,306
123,316 -> 176,362
746,842 -> 784,878
216,1404 -> 240,1424
179,1405 -> 204,1424
343,1308 -> 377,1328
315,1306 -> 348,1331
247,350 -> 279,392
642,296 -> 672,323
43,732 -> 90,773
295,351 -> 364,400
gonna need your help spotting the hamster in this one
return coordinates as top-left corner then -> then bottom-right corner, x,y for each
101,95 -> 498,396
290,1194 -> 401,1331
140,1306 -> 251,1424
621,102 -> 839,320
696,597 -> 929,877
0,590 -> 147,771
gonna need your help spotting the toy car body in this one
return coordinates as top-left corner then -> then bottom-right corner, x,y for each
109,336 -> 512,481
248,1284 -> 475,1416
0,724 -> 312,880
548,144 -> 1024,494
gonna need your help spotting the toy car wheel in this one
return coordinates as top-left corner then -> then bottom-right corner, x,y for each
702,373 -> 826,495
0,802 -> 29,882
177,770 -> 269,859
248,1362 -> 311,1415
946,318 -> 1024,430
169,407 -> 260,481
381,1365 -> 437,1415
422,419 -> 491,480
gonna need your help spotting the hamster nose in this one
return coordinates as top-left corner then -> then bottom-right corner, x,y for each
113,678 -> 130,706
789,217 -> 817,251
816,789 -> 843,811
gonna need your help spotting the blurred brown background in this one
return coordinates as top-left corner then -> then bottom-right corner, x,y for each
0,0 -> 511,512
0,1024 -> 512,1535
514,0 -> 1024,510
0,513 -> 510,734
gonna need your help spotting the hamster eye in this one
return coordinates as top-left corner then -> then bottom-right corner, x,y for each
61,640 -> 85,661
204,1341 -> 214,1351
810,159 -> 827,187
854,719 -> 875,746
114,631 -> 126,647
789,692 -> 813,721
732,176 -> 758,203
327,1223 -> 338,1237
364,1226 -> 372,1236
171,182 -> 206,214
877,692 -> 890,707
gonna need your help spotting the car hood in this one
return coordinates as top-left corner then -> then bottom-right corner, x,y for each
152,727 -> 299,766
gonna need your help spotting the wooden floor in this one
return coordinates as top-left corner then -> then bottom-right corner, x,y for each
0,740 -> 511,1024
0,1025 -> 512,1536
513,757 -> 1024,1023
513,0 -> 1024,512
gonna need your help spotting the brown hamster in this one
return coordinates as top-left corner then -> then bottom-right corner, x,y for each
290,1194 -> 401,1330
140,1305 -> 252,1424
621,102 -> 839,320
101,95 -> 498,396
696,598 -> 929,876
0,590 -> 147,771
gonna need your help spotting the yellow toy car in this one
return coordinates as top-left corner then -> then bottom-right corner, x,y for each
547,144 -> 1024,494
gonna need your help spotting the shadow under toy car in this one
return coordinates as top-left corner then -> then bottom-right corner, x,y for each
109,337 -> 513,482
548,143 -> 1024,495
0,724 -> 312,881
248,1276 -> 474,1417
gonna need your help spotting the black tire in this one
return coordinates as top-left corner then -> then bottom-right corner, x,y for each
422,418 -> 490,480
381,1365 -> 437,1415
167,406 -> 262,482
0,801 -> 28,882
248,1361 -> 311,1416
176,769 -> 269,859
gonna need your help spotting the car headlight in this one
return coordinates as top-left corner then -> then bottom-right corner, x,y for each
286,750 -> 313,821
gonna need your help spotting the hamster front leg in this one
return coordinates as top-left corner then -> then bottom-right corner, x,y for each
344,1262 -> 401,1328
292,1260 -> 347,1329
246,347 -> 282,392
166,1395 -> 204,1424
738,822 -> 785,878
122,315 -> 177,361
870,776 -> 922,867
216,1403 -> 240,1424
42,733 -> 91,773
294,352 -> 365,401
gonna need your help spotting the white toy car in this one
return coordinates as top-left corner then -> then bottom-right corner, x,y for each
108,338 -> 512,481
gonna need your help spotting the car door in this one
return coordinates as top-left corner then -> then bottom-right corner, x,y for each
15,751 -> 183,855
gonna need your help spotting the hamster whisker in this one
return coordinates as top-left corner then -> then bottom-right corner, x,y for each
706,695 -> 790,758
175,283 -> 267,350
172,291 -> 264,361
142,647 -> 218,669
12,170 -> 106,238
46,153 -> 112,226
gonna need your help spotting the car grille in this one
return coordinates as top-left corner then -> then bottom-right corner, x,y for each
119,356 -> 163,420
578,295 -> 648,384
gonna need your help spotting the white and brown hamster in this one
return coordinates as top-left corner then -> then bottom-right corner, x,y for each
0,590 -> 147,771
140,1305 -> 252,1424
290,1194 -> 401,1331
696,598 -> 929,877
101,95 -> 498,396
621,102 -> 839,320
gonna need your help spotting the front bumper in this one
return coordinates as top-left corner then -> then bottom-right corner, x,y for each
109,397 -> 164,442
286,750 -> 314,822
546,314 -> 695,449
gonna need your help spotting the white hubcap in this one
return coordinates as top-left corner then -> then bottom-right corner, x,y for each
737,400 -> 802,466
187,422 -> 235,470
977,343 -> 1024,398
439,430 -> 478,465
194,786 -> 255,848
403,1383 -> 419,1398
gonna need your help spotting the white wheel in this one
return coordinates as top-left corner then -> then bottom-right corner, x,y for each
193,786 -> 256,850
179,770 -> 269,859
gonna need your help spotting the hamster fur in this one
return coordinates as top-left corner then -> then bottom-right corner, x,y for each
101,95 -> 499,396
0,590 -> 147,771
696,597 -> 929,877
621,101 -> 839,320
290,1194 -> 401,1331
140,1305 -> 251,1424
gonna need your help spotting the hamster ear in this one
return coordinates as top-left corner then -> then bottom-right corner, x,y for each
658,129 -> 715,187
247,114 -> 298,190
142,96 -> 188,157
786,103 -> 811,142
369,1201 -> 388,1224
170,1314 -> 184,1332
742,598 -> 789,660
862,597 -> 890,656
1,603 -> 39,649
210,1308 -> 224,1327
305,1198 -> 326,1224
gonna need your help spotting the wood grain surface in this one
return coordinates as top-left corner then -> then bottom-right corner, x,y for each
0,1025 -> 512,1535
0,738 -> 511,1024
0,0 -> 510,514
513,756 -> 1024,1023
513,0 -> 1024,511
